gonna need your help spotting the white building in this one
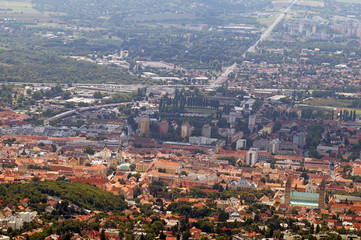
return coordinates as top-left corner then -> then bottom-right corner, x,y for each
236,139 -> 247,150
245,148 -> 259,165
269,139 -> 280,154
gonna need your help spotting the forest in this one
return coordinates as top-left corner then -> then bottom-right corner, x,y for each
0,180 -> 127,214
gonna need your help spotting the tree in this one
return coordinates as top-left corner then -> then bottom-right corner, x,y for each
94,91 -> 103,99
84,146 -> 95,155
129,164 -> 136,171
100,229 -> 106,240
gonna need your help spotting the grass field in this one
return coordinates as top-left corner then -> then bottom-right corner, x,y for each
335,0 -> 361,3
185,108 -> 217,114
304,98 -> 361,114
0,1 -> 38,14
298,0 -> 325,7
257,17 -> 276,26
304,98 -> 353,108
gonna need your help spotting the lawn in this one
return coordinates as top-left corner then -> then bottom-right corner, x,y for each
185,108 -> 217,114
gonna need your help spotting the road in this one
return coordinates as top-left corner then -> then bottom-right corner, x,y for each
207,62 -> 238,90
243,0 -> 299,57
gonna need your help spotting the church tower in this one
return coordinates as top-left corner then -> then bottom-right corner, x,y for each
318,178 -> 326,210
284,176 -> 292,205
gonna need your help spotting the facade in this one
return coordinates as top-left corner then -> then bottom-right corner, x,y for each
248,115 -> 256,130
245,148 -> 259,165
158,120 -> 169,135
269,139 -> 280,154
181,122 -> 193,138
136,116 -> 150,135
236,139 -> 247,150
293,132 -> 306,148
201,124 -> 212,138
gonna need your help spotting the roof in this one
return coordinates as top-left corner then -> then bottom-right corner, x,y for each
290,191 -> 319,199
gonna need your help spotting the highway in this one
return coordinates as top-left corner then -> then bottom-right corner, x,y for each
243,0 -> 299,57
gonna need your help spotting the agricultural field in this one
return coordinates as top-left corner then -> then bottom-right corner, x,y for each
0,1 -> 38,14
335,0 -> 361,3
257,17 -> 276,26
304,98 -> 354,108
297,0 -> 325,7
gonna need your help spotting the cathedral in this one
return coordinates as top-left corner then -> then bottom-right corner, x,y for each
283,176 -> 326,209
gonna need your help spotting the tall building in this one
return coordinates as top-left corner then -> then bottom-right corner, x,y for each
236,139 -> 247,150
318,178 -> 326,210
201,124 -> 212,138
248,115 -> 256,131
181,122 -> 193,138
136,116 -> 149,135
269,139 -> 280,154
228,111 -> 236,125
158,120 -> 169,135
245,148 -> 259,165
293,132 -> 306,148
284,176 -> 292,205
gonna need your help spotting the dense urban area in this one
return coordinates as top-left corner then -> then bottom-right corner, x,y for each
1,0 -> 361,239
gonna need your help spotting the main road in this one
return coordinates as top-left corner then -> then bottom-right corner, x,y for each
207,0 -> 299,90
243,0 -> 299,57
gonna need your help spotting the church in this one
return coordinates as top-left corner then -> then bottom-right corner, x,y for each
283,176 -> 326,209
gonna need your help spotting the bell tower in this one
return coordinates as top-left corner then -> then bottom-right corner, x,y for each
318,178 -> 326,210
284,176 -> 292,205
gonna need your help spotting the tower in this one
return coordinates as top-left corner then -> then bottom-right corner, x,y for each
201,124 -> 212,138
158,120 -> 169,135
284,176 -> 292,205
318,178 -> 326,210
245,148 -> 259,165
248,115 -> 256,131
136,116 -> 150,135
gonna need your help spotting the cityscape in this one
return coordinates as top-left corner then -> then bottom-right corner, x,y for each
0,0 -> 361,240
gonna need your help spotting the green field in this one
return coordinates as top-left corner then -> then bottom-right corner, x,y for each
257,17 -> 276,26
0,1 -> 38,14
304,98 -> 361,113
335,0 -> 361,3
304,98 -> 353,108
298,0 -> 325,7
185,108 -> 217,114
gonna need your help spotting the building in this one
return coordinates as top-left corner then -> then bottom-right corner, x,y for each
283,177 -> 326,209
248,115 -> 256,130
293,132 -> 306,148
158,120 -> 169,135
228,111 -> 236,125
181,122 -> 193,138
245,148 -> 259,165
136,116 -> 150,135
236,139 -> 247,150
201,124 -> 212,138
269,139 -> 280,154
189,136 -> 217,145
230,179 -> 257,189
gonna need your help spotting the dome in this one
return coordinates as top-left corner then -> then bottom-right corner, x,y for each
117,163 -> 130,170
